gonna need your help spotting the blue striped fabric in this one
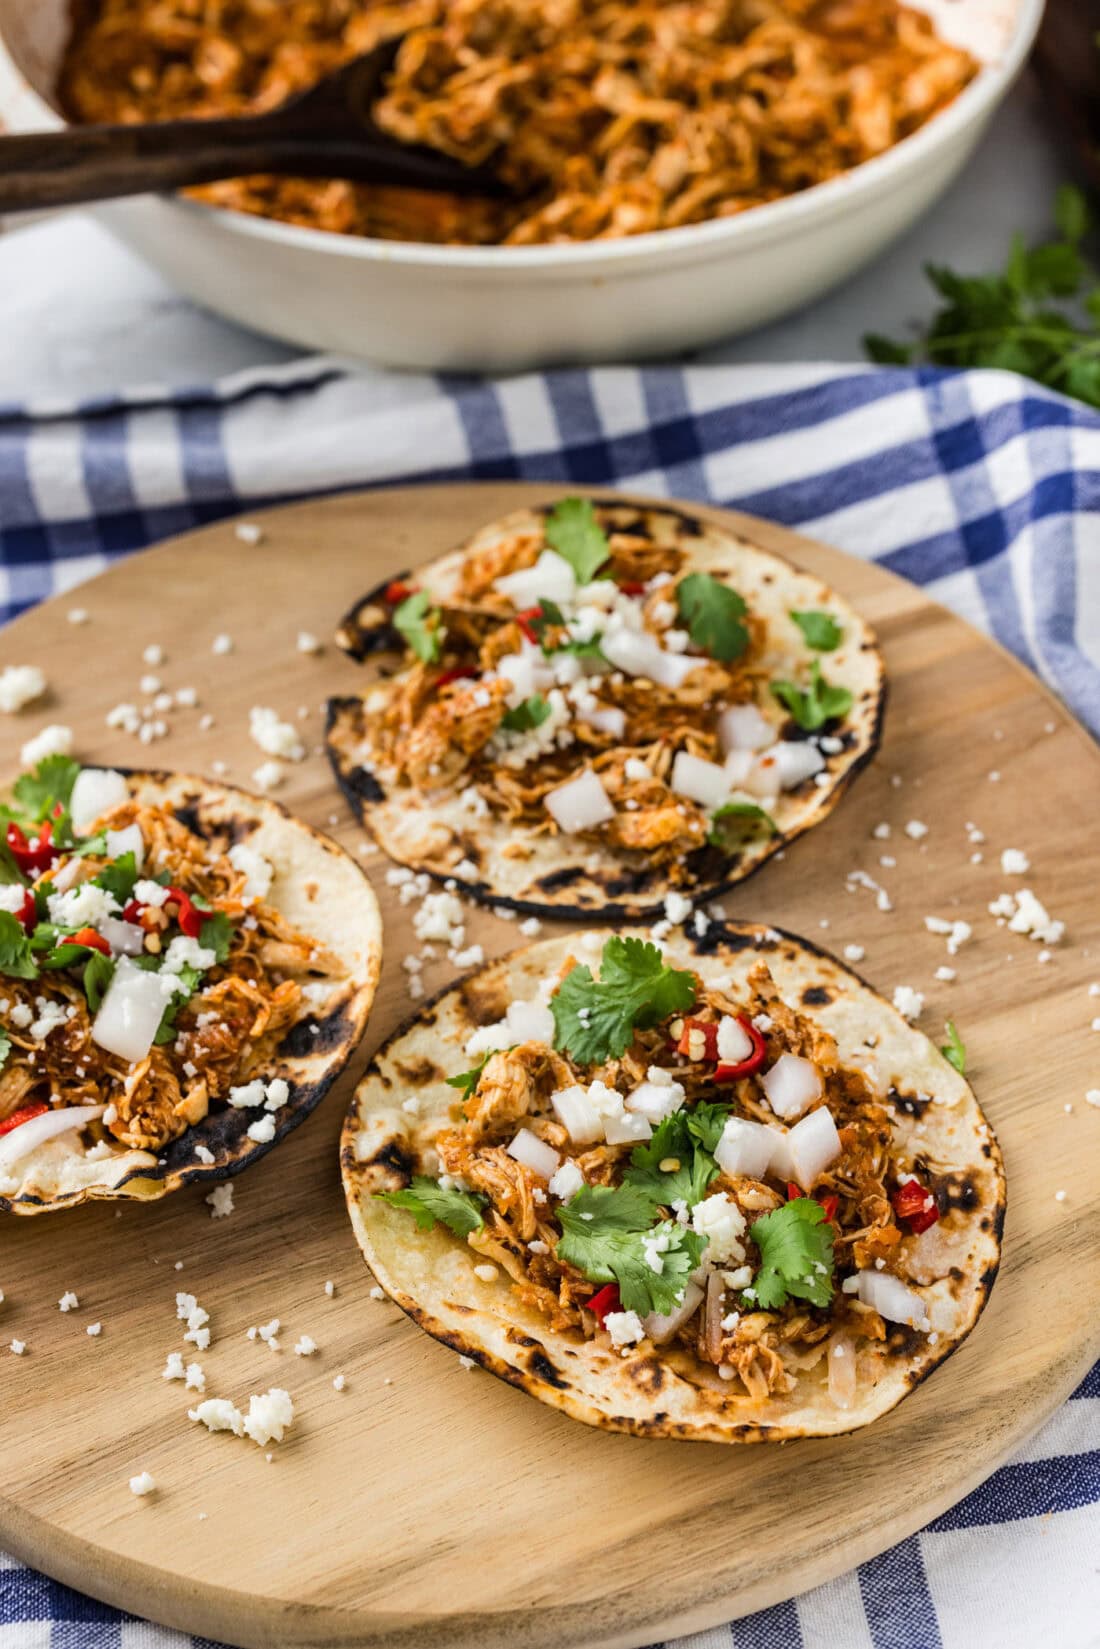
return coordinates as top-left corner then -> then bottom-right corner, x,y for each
1,358 -> 1097,1648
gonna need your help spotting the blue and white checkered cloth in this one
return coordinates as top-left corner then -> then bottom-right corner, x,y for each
1,358 -> 1098,1648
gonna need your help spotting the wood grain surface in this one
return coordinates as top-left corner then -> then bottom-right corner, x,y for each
1,483 -> 1097,1649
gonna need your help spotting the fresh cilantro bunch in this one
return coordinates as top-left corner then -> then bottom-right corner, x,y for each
544,498 -> 611,584
744,1197 -> 835,1310
551,936 -> 697,1063
377,1175 -> 487,1238
771,661 -> 853,732
865,186 -> 1100,407
557,1183 -> 707,1316
676,573 -> 749,663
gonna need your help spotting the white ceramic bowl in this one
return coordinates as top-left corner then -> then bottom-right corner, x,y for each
0,0 -> 1042,371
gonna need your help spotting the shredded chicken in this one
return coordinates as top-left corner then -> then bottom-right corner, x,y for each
61,0 -> 976,247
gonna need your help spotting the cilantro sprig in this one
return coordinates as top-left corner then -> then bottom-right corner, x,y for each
12,755 -> 80,827
551,937 -> 697,1064
527,599 -> 605,661
791,610 -> 842,652
707,801 -> 776,850
377,1175 -> 487,1238
556,1183 -> 707,1316
446,1053 -> 494,1104
771,661 -> 853,732
500,695 -> 551,733
393,589 -> 444,664
744,1197 -> 835,1311
544,498 -> 611,585
864,186 -> 1100,408
623,1109 -> 723,1211
941,1019 -> 967,1075
0,912 -> 38,980
675,573 -> 749,664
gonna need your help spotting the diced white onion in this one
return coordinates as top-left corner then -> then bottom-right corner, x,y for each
718,703 -> 775,753
761,1052 -> 823,1120
506,1128 -> 561,1181
106,823 -> 145,869
828,1331 -> 858,1409
505,1000 -> 555,1045
70,768 -> 129,833
716,1015 -> 753,1065
785,1105 -> 842,1191
584,707 -> 626,738
768,1129 -> 794,1184
600,628 -> 696,689
669,751 -> 731,811
603,1110 -> 652,1145
741,751 -> 782,799
643,1282 -> 704,1346
722,749 -> 754,786
496,650 -> 546,706
856,1271 -> 930,1330
0,1104 -> 106,1173
774,740 -> 826,790
550,1084 -> 603,1146
97,916 -> 147,958
495,550 -> 577,609
544,769 -> 615,834
624,1079 -> 684,1125
91,955 -> 175,1065
714,1116 -> 780,1181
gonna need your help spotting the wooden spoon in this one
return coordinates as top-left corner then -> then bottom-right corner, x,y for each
0,38 -> 513,214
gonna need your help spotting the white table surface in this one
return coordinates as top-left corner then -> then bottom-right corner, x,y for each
0,74 -> 1069,403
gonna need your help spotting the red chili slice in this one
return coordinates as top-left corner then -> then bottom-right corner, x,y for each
66,927 -> 111,957
6,819 -> 57,877
892,1179 -> 939,1234
15,889 -> 37,933
786,1183 -> 839,1224
164,886 -> 203,940
514,605 -> 544,644
0,1103 -> 49,1138
433,666 -> 478,693
713,1016 -> 767,1081
586,1283 -> 621,1325
676,1017 -> 718,1062
616,580 -> 647,597
384,580 -> 415,605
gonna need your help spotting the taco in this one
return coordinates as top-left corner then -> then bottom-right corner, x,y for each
0,756 -> 382,1215
326,497 -> 884,918
343,926 -> 1003,1442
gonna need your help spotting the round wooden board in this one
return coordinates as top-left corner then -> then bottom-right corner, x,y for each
2,483 -> 1098,1649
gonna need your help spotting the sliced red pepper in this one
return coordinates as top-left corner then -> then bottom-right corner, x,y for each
66,926 -> 111,957
121,898 -> 144,925
433,665 -> 478,693
514,605 -> 545,644
786,1183 -> 839,1224
0,1102 -> 49,1138
713,1016 -> 767,1082
616,580 -> 647,597
676,1017 -> 718,1062
384,579 -> 415,605
586,1283 -> 621,1326
6,818 -> 57,877
892,1178 -> 939,1235
164,886 -> 203,940
14,889 -> 37,933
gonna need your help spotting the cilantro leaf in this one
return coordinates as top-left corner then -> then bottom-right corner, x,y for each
83,951 -> 115,1013
862,186 -> 1100,411
544,498 -> 610,585
0,1028 -> 9,1071
708,801 -> 776,850
446,1055 -> 492,1104
745,1197 -> 835,1311
0,824 -> 26,886
199,911 -> 234,964
393,589 -> 444,664
771,661 -> 853,732
675,573 -> 749,664
92,851 -> 140,906
154,964 -> 201,1045
0,912 -> 38,980
500,695 -> 551,733
13,756 -> 80,824
941,1019 -> 967,1075
376,1175 -> 487,1238
684,1100 -> 734,1154
551,936 -> 696,1064
790,609 -> 842,652
557,1184 -> 707,1316
624,1112 -> 719,1211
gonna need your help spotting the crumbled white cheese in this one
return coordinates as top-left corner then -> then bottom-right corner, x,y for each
235,522 -> 264,546
548,1160 -> 585,1200
206,1184 -> 234,1219
47,882 -> 120,930
21,724 -> 73,768
1001,848 -> 1030,875
250,706 -> 305,762
212,634 -> 234,655
892,985 -> 924,1021
843,944 -> 866,963
0,665 -> 46,713
990,888 -> 1065,945
294,1335 -> 317,1356
129,1472 -> 156,1497
247,1114 -> 277,1145
691,1192 -> 747,1264
227,842 -> 274,905
189,1398 -> 244,1436
58,1291 -> 79,1313
252,761 -> 284,792
905,820 -> 928,839
413,890 -> 465,946
604,1309 -> 645,1348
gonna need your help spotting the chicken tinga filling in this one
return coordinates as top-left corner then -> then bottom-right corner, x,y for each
0,757 -> 346,1181
361,499 -> 856,871
380,936 -> 949,1406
